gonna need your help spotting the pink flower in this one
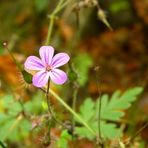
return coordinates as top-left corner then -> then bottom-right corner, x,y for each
24,46 -> 70,87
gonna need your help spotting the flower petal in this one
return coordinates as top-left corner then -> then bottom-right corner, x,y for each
24,56 -> 44,70
39,46 -> 54,65
49,69 -> 68,84
33,71 -> 50,87
51,53 -> 70,68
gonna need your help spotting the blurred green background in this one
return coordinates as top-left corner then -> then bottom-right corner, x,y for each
0,0 -> 148,147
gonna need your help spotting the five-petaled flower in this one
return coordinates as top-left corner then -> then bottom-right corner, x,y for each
24,46 -> 70,87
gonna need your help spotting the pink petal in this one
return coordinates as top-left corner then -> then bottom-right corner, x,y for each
24,56 -> 44,70
33,70 -> 50,87
51,53 -> 70,68
39,46 -> 54,66
49,69 -> 68,84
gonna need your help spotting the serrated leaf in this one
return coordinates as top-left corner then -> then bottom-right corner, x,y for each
120,87 -> 143,101
75,87 -> 143,140
75,121 -> 122,140
78,98 -> 95,123
100,121 -> 122,139
97,87 -> 143,121
75,126 -> 94,140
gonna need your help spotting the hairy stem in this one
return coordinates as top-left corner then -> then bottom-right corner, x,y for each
46,81 -> 68,129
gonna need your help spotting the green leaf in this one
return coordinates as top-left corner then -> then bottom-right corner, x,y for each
57,130 -> 72,148
99,121 -> 122,139
0,118 -> 15,141
78,98 -> 95,123
75,126 -> 94,140
97,87 -> 143,121
75,87 -> 143,140
0,95 -> 22,116
73,53 -> 93,86
75,121 -> 122,140
0,115 -> 31,141
0,94 -> 32,141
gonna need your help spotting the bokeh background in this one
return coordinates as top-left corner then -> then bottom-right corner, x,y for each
0,0 -> 148,147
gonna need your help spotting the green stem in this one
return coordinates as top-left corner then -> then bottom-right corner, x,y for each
53,0 -> 70,15
72,87 -> 78,133
53,0 -> 65,14
49,89 -> 96,136
45,0 -> 71,45
46,81 -> 67,129
45,15 -> 54,45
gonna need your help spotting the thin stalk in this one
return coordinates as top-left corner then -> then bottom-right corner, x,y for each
45,0 -> 70,45
72,88 -> 78,136
49,89 -> 96,136
53,0 -> 65,14
97,83 -> 102,140
94,66 -> 103,146
45,16 -> 54,45
53,0 -> 71,15
46,81 -> 68,129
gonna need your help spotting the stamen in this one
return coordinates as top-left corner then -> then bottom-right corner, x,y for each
46,64 -> 52,71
